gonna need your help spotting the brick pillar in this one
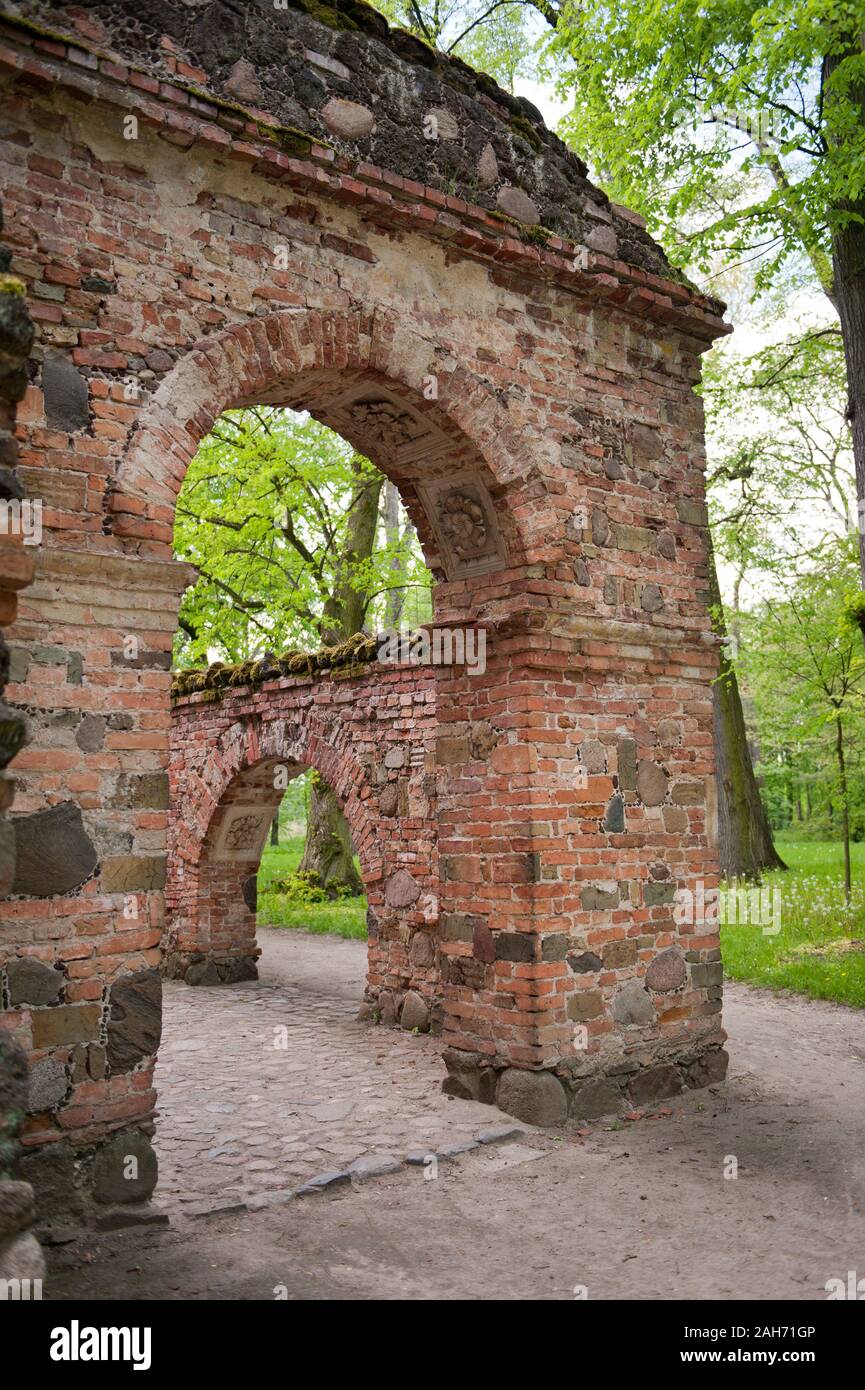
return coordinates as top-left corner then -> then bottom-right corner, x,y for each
0,197 -> 45,1289
436,617 -> 573,1121
438,601 -> 727,1127
5,549 -> 190,1222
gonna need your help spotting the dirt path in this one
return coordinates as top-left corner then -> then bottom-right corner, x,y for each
46,932 -> 865,1301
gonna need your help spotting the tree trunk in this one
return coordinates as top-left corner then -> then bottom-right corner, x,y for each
825,42 -> 865,612
383,480 -> 407,630
298,775 -> 362,897
835,715 -> 851,902
270,815 -> 279,847
708,546 -> 786,879
833,215 -> 865,606
301,458 -> 383,895
320,459 -> 383,644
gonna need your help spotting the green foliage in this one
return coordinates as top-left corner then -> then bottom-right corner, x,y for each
843,589 -> 865,634
705,326 -> 853,577
271,869 -> 329,903
737,539 -> 865,848
257,836 -> 367,938
370,0 -> 546,90
173,407 -> 431,668
552,0 -> 865,298
721,840 -> 865,1007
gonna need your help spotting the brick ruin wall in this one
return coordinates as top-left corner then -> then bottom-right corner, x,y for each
0,193 -> 44,1286
168,661 -> 440,1029
0,0 -> 730,1220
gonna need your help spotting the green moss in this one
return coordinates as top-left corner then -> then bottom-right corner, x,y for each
522,223 -> 552,246
0,275 -> 26,297
509,114 -> 542,153
171,631 -> 379,701
474,69 -> 503,100
844,591 -> 865,637
293,0 -> 359,32
485,208 -> 553,249
256,121 -> 316,157
392,26 -> 438,55
487,208 -> 522,228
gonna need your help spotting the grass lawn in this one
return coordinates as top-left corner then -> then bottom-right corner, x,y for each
257,835 -> 367,939
721,838 -> 865,1008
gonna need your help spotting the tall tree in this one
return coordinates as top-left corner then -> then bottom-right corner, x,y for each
741,540 -> 865,900
298,455 -> 383,896
707,539 -> 786,875
542,3 -> 865,874
704,323 -> 855,872
551,0 -> 865,589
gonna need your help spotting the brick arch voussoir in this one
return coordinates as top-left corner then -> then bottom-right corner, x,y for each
108,306 -> 548,559
189,709 -> 382,888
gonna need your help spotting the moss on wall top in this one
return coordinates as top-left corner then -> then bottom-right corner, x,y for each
171,631 -> 379,701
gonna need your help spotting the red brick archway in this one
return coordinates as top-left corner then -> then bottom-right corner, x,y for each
109,306 -> 547,578
0,1 -> 731,1220
167,662 -> 441,1029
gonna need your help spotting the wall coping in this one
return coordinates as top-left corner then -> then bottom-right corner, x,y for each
0,14 -> 730,346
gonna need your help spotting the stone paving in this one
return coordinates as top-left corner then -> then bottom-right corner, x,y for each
153,928 -> 528,1214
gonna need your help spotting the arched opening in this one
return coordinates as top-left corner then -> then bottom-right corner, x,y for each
158,384 -> 452,1205
133,308 -> 547,1095
162,380 -> 457,1023
165,695 -> 441,1028
258,770 -> 368,943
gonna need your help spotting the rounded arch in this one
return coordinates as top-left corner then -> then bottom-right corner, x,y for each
176,707 -> 383,888
165,682 -> 441,1022
108,305 -> 555,573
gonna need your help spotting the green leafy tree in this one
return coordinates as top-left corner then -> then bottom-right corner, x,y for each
174,408 -> 431,665
552,0 -> 865,589
702,322 -> 855,875
741,539 -> 865,897
707,327 -> 854,585
371,0 -> 549,89
174,407 -> 432,892
546,3 -> 865,874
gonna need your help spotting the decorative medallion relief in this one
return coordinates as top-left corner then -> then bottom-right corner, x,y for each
326,386 -> 447,465
213,805 -> 272,862
316,386 -> 507,580
344,399 -> 417,450
417,474 -> 508,579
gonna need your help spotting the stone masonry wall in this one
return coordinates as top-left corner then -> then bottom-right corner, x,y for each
0,192 -> 45,1291
0,1 -> 729,1214
168,660 -> 440,1031
14,0 -> 683,283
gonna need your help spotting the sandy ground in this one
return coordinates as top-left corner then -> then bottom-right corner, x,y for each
45,931 -> 865,1301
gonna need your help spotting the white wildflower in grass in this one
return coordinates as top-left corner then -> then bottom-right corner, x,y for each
721,843 -> 865,1008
